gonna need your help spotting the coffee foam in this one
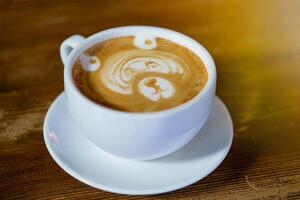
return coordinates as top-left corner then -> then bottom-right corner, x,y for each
133,33 -> 157,49
73,35 -> 207,112
138,77 -> 175,101
79,54 -> 101,71
100,50 -> 183,96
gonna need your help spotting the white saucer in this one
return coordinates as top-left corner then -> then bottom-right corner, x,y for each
43,93 -> 233,195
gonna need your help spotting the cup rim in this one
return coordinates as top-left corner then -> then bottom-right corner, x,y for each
64,25 -> 216,118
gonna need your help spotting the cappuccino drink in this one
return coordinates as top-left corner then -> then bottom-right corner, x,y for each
73,35 -> 208,112
61,26 -> 216,160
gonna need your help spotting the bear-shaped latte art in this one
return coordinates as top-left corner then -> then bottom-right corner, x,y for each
98,35 -> 185,102
74,35 -> 207,112
100,50 -> 184,99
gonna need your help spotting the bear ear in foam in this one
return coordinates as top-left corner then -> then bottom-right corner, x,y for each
79,54 -> 101,71
133,33 -> 158,50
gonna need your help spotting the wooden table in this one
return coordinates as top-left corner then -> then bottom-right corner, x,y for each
1,0 -> 300,199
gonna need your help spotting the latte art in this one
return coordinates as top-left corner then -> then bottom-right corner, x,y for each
79,54 -> 101,71
73,36 -> 207,112
139,77 -> 175,101
133,33 -> 157,49
101,50 -> 184,100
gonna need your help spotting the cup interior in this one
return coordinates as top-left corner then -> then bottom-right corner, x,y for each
64,26 -> 216,116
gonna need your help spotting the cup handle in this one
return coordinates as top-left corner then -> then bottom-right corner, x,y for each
60,35 -> 85,67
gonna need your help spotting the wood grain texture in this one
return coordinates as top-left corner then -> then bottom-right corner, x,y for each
1,0 -> 300,199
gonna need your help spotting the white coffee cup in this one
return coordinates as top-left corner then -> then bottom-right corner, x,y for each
60,26 -> 216,160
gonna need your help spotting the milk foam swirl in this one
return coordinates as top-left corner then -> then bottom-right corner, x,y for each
100,50 -> 185,101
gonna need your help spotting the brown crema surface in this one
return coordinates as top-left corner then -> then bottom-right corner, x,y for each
73,36 -> 207,112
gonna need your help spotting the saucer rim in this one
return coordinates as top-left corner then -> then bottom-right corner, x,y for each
43,92 -> 233,195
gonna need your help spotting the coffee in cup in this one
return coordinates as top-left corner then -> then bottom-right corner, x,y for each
61,26 -> 216,160
72,36 -> 208,112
